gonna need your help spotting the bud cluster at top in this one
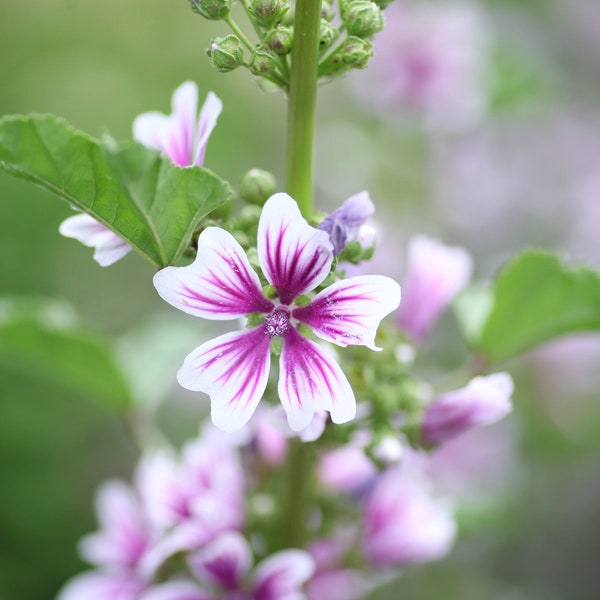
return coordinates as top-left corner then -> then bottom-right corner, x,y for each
185,0 -> 391,88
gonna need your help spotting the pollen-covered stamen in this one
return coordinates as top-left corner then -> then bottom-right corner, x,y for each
264,307 -> 291,337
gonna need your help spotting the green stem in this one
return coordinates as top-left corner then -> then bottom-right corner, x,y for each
282,0 -> 322,549
286,0 -> 322,217
225,15 -> 255,51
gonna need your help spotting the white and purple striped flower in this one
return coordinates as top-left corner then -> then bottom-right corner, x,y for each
153,193 -> 401,433
59,81 -> 222,266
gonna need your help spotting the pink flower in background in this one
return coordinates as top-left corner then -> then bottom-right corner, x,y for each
59,81 -> 222,266
422,372 -> 513,446
153,193 -> 401,432
396,235 -> 472,342
364,1 -> 489,129
318,446 -> 377,494
318,191 -> 375,255
362,468 -> 456,568
57,572 -> 148,600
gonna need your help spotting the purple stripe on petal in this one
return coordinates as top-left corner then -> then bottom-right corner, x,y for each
258,194 -> 333,305
278,328 -> 356,430
154,228 -> 274,321
188,532 -> 252,590
178,328 -> 272,432
293,275 -> 401,350
164,81 -> 198,166
253,549 -> 315,600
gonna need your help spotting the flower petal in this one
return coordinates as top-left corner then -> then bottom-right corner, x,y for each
253,549 -> 315,600
153,227 -> 274,320
258,193 -> 333,305
132,112 -> 169,151
279,328 -> 356,430
178,328 -> 272,432
293,275 -> 401,350
193,91 -> 223,167
140,582 -> 215,600
59,214 -> 131,266
188,532 -> 252,590
57,572 -> 147,600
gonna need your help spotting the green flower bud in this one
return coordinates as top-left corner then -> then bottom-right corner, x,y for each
206,35 -> 245,73
344,1 -> 384,38
340,36 -> 373,69
264,26 -> 294,55
188,0 -> 231,20
321,1 -> 334,21
319,19 -> 339,50
239,168 -> 278,206
249,48 -> 278,77
248,0 -> 288,28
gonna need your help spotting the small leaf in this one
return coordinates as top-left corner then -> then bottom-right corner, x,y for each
0,298 -> 133,411
475,252 -> 600,361
0,114 -> 231,268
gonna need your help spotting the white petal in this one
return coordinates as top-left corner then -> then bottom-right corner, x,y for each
59,214 -> 131,266
140,583 -> 215,600
153,227 -> 274,320
163,81 -> 198,166
57,572 -> 146,600
257,193 -> 333,305
293,275 -> 401,350
253,549 -> 315,600
193,91 -> 223,167
177,328 -> 272,432
132,111 -> 169,150
279,328 -> 356,431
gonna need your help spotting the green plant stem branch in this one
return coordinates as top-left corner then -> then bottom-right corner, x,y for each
225,15 -> 255,51
282,0 -> 322,549
285,0 -> 322,217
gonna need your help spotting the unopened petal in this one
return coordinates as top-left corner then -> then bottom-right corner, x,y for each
258,194 -> 333,305
154,227 -> 274,320
293,275 -> 401,350
397,235 -> 472,342
193,91 -> 223,167
178,328 -> 272,432
279,328 -> 356,431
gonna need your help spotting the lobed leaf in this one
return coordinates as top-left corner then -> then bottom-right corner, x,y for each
0,114 -> 231,268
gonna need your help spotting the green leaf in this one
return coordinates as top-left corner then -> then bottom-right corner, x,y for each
453,283 -> 494,347
474,252 -> 600,361
0,114 -> 231,268
0,298 -> 133,411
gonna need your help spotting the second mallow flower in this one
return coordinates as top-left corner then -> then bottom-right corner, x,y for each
153,193 -> 401,432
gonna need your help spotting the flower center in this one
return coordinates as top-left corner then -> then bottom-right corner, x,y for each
263,308 -> 291,338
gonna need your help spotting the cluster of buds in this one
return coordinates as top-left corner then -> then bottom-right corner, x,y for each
186,0 -> 389,87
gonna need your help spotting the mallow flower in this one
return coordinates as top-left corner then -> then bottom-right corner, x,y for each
153,193 -> 401,432
59,81 -> 222,266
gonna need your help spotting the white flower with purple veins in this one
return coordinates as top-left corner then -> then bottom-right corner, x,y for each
153,193 -> 401,432
59,81 -> 222,266
318,191 -> 375,256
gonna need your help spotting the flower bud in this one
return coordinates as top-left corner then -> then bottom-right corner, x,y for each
319,19 -> 339,51
396,236 -> 472,342
344,1 -> 384,37
264,26 -> 294,55
421,373 -> 513,446
339,36 -> 373,69
321,0 -> 334,21
239,168 -> 278,206
206,35 -> 245,73
188,0 -> 231,20
249,48 -> 278,77
248,0 -> 288,28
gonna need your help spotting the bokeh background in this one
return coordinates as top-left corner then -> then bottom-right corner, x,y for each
1,0 -> 600,598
